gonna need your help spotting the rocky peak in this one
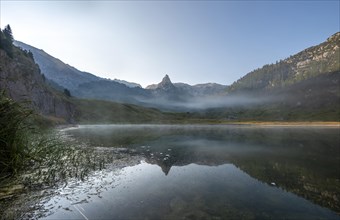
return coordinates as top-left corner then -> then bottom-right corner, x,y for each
146,74 -> 176,90
161,74 -> 171,83
158,74 -> 174,89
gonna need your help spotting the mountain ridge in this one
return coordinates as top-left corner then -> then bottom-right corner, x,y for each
14,41 -> 229,109
13,41 -> 142,90
228,32 -> 340,94
1,39 -> 179,125
12,32 -> 340,116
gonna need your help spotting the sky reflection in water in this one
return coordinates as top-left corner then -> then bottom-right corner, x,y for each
41,125 -> 340,219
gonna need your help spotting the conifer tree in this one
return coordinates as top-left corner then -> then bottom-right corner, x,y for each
0,24 -> 14,58
64,89 -> 71,97
3,25 -> 13,44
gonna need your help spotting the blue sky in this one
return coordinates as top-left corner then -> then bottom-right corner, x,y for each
1,1 -> 339,87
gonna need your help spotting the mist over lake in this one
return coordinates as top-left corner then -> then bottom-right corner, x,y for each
1,2 -> 339,219
27,124 -> 338,219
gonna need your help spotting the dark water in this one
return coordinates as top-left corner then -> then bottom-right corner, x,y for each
43,124 -> 339,219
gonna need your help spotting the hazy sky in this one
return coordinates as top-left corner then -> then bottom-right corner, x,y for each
1,1 -> 339,87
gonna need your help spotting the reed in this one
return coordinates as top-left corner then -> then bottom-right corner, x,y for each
0,92 -> 33,177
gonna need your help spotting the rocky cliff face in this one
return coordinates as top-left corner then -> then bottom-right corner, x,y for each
0,47 -> 76,123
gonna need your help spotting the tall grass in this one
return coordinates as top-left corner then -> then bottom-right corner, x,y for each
0,92 -> 33,177
18,134 -> 113,189
0,92 -> 113,184
0,93 -> 115,218
0,92 -> 113,192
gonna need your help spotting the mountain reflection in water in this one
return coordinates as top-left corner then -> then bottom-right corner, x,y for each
42,125 -> 340,219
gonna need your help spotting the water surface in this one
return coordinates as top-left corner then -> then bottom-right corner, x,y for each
43,124 -> 339,219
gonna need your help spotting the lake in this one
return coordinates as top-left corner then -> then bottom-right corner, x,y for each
37,125 -> 340,219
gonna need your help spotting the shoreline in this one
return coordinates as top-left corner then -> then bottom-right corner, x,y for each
224,121 -> 340,127
57,121 -> 340,129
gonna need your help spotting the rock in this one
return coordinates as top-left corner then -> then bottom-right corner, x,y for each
0,49 -> 76,123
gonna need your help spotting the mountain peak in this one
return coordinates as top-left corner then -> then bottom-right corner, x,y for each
146,74 -> 175,90
160,74 -> 172,85
157,74 -> 175,91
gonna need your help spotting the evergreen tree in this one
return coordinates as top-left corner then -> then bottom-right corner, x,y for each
63,89 -> 71,97
3,25 -> 13,44
0,31 -> 4,46
0,24 -> 14,58
27,50 -> 34,60
0,29 -> 6,50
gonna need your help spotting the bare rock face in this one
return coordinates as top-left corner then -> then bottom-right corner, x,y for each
0,48 -> 76,123
158,74 -> 175,90
146,74 -> 175,90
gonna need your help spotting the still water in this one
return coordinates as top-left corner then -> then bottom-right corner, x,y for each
43,124 -> 339,219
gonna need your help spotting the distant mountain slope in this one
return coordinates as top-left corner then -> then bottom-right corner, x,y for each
13,32 -> 339,116
13,41 -> 99,90
146,74 -> 228,101
13,41 -> 141,90
14,41 -> 226,109
73,98 -> 174,124
74,79 -> 150,104
145,75 -> 182,101
202,70 -> 340,121
0,41 -> 180,124
228,32 -> 340,94
0,45 -> 76,123
272,71 -> 339,109
113,78 -> 142,88
198,32 -> 340,121
174,82 -> 227,97
146,74 -> 228,97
